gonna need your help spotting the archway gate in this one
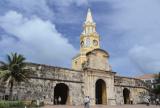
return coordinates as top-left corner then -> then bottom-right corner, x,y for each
95,79 -> 107,104
123,88 -> 130,104
54,83 -> 69,105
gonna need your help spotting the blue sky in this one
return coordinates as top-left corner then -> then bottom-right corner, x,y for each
0,0 -> 160,77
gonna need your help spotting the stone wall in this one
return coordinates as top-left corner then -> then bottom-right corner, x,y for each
2,63 -> 84,105
86,49 -> 110,71
0,62 -> 150,106
114,76 -> 149,105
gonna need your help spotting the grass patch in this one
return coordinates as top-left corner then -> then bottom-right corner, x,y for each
0,101 -> 24,108
0,100 -> 44,108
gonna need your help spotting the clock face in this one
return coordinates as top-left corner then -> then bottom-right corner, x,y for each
86,38 -> 90,47
93,40 -> 98,46
81,41 -> 84,47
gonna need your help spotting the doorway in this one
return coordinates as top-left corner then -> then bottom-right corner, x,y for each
54,83 -> 69,105
95,79 -> 107,104
123,88 -> 130,104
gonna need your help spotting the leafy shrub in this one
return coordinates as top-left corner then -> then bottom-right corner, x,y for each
0,100 -> 44,108
0,101 -> 24,108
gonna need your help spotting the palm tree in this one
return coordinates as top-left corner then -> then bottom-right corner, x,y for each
0,53 -> 28,100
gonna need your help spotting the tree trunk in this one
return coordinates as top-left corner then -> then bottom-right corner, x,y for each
9,81 -> 13,100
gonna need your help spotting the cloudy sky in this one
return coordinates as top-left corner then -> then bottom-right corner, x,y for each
0,0 -> 160,77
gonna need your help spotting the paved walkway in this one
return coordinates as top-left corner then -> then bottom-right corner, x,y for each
42,105 -> 160,108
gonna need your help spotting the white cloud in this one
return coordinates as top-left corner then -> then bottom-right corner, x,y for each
106,0 -> 160,75
46,0 -> 88,24
129,44 -> 160,73
0,10 -> 77,67
1,0 -> 88,24
5,0 -> 54,20
51,0 -> 88,7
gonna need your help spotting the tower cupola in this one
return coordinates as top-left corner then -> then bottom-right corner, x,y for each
80,8 -> 100,55
72,8 -> 101,70
82,8 -> 96,35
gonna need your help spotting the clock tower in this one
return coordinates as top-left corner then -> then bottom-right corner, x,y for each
80,8 -> 100,55
72,8 -> 100,70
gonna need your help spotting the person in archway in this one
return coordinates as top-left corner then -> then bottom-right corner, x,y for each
54,98 -> 57,105
130,98 -> 133,104
58,96 -> 61,105
87,96 -> 90,108
36,99 -> 40,107
84,96 -> 90,108
156,98 -> 159,105
84,96 -> 88,108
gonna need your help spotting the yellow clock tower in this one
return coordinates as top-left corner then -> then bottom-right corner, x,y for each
72,8 -> 100,70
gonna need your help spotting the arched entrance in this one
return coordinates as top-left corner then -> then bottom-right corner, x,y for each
123,88 -> 130,104
95,79 -> 107,104
54,83 -> 69,105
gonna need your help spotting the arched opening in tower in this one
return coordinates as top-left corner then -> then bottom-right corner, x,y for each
95,79 -> 107,104
54,83 -> 69,105
123,88 -> 130,104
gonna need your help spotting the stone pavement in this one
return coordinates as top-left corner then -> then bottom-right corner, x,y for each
42,105 -> 160,108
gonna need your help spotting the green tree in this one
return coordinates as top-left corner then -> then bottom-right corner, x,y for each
152,72 -> 160,95
153,85 -> 160,94
0,53 -> 28,100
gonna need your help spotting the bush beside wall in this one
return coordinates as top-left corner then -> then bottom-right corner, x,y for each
0,101 -> 24,108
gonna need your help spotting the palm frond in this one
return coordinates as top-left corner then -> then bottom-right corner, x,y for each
6,76 -> 14,87
17,54 -> 25,62
1,72 -> 11,82
7,54 -> 12,64
0,64 -> 8,70
0,70 -> 10,78
1,53 -> 28,82
0,61 -> 6,65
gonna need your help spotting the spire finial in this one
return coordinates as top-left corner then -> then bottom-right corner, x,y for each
85,8 -> 93,23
